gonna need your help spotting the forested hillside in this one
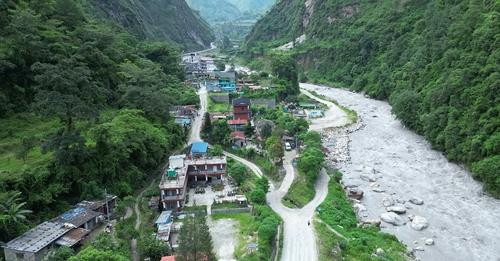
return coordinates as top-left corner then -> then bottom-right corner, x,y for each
0,0 -> 197,242
244,0 -> 500,195
186,0 -> 242,24
88,0 -> 214,51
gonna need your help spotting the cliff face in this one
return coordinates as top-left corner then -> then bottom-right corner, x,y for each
245,0 -> 500,195
89,0 -> 215,51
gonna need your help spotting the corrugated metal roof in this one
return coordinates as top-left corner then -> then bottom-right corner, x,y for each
156,211 -> 173,225
4,221 -> 72,253
191,142 -> 208,153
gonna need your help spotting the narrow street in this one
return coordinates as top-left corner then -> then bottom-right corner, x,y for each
188,84 -> 207,144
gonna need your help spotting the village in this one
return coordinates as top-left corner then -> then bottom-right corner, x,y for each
2,48 -> 329,261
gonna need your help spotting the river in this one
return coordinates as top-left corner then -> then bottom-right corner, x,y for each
301,83 -> 500,261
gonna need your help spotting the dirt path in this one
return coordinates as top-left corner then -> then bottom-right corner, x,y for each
300,86 -> 349,130
131,179 -> 156,261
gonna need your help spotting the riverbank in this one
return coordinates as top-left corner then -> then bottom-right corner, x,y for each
302,83 -> 500,261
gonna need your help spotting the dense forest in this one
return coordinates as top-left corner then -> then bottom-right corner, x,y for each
244,0 -> 500,196
0,0 -> 198,242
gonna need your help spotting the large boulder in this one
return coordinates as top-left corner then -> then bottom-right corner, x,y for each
386,205 -> 407,214
382,197 -> 395,207
380,212 -> 406,226
409,215 -> 429,230
347,188 -> 364,200
409,197 -> 424,205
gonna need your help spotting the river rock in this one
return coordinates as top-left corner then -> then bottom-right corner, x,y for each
382,197 -> 395,207
380,212 -> 406,226
372,187 -> 386,193
354,203 -> 367,216
409,215 -> 429,231
425,238 -> 434,245
360,174 -> 377,182
347,188 -> 364,200
362,219 -> 381,227
386,205 -> 407,214
410,197 -> 424,205
414,246 -> 425,251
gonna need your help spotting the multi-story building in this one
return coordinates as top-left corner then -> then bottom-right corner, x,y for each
159,144 -> 227,211
232,97 -> 251,121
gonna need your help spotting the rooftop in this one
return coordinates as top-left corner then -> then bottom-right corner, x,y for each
214,71 -> 236,80
161,256 -> 176,261
4,221 -> 72,253
54,228 -> 89,247
231,131 -> 246,140
232,97 -> 251,106
160,166 -> 187,189
185,156 -> 227,166
228,119 -> 248,125
56,207 -> 100,227
191,142 -> 209,154
156,211 -> 173,225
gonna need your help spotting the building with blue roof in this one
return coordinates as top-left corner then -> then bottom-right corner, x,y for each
191,142 -> 208,157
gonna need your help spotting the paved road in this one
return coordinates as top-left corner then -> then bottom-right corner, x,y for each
300,86 -> 349,130
188,84 -> 207,144
225,84 -> 348,261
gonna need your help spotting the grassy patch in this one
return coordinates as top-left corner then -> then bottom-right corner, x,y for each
282,174 -> 315,208
208,94 -> 231,113
0,114 -> 60,174
212,212 -> 259,260
315,170 -> 408,260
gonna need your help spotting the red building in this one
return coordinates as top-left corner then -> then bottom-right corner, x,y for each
232,97 -> 251,121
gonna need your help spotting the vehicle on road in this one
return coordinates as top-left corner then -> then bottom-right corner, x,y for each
285,142 -> 292,151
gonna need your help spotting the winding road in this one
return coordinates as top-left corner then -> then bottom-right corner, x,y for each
221,84 -> 349,261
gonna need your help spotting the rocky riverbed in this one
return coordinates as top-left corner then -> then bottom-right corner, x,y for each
301,83 -> 500,261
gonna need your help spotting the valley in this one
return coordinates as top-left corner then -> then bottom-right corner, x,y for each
1,0 -> 498,261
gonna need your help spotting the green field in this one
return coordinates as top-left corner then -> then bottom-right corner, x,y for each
208,94 -> 232,113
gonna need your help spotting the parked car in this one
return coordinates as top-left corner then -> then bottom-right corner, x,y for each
285,142 -> 292,151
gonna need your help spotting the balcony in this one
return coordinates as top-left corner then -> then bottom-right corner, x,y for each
187,169 -> 225,176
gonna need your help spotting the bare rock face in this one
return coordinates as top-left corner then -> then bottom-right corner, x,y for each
409,215 -> 429,231
380,212 -> 406,226
386,205 -> 407,214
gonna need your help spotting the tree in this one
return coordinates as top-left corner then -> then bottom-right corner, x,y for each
271,54 -> 299,99
15,137 -> 36,163
140,236 -> 171,261
209,144 -> 223,157
250,188 -> 266,204
244,121 -> 254,137
266,135 -> 284,163
228,162 -> 248,185
0,192 -> 32,241
178,216 -> 216,261
260,124 -> 273,139
211,120 -> 232,146
68,247 -> 128,261
202,112 -> 212,138
47,246 -> 75,261
32,56 -> 105,131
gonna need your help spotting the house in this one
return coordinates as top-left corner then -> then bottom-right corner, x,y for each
228,119 -> 248,131
232,98 -> 251,121
3,196 -> 117,261
215,71 -> 236,92
170,105 -> 197,127
231,131 -> 247,148
159,152 -> 227,211
156,211 -> 173,242
191,142 -> 209,157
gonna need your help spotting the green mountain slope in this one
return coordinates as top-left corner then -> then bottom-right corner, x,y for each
245,0 -> 500,195
227,0 -> 276,14
0,0 -> 197,244
186,0 -> 242,24
89,0 -> 215,51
